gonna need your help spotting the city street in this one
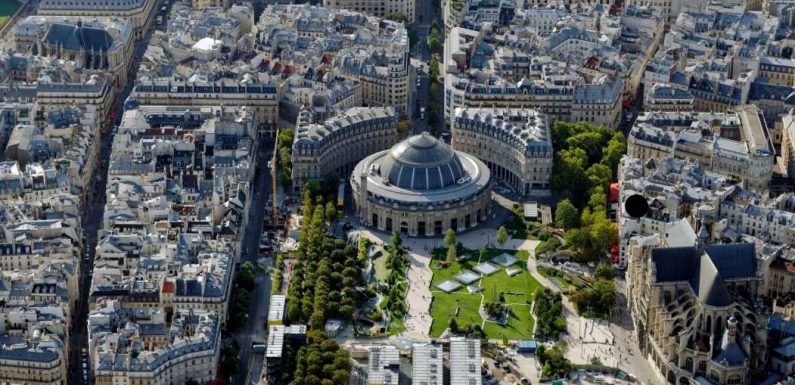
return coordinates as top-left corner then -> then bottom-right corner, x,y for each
233,137 -> 275,385
66,1 -> 165,383
408,0 -> 443,135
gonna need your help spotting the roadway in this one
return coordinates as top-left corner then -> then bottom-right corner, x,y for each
67,2 -> 167,384
409,0 -> 443,135
234,138 -> 275,385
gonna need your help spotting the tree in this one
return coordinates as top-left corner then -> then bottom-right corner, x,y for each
238,261 -> 255,291
444,229 -> 456,248
446,246 -> 457,263
408,29 -> 418,49
566,131 -> 606,165
428,22 -> 442,53
534,288 -> 566,339
588,210 -> 617,256
186,380 -> 199,385
293,331 -> 351,385
586,163 -> 612,192
594,263 -> 616,280
277,129 -> 295,185
536,342 -> 572,379
391,231 -> 403,251
496,226 -> 508,246
588,185 -> 608,212
325,201 -> 337,223
449,318 -> 459,333
570,279 -> 616,317
555,199 -> 579,230
429,55 -> 440,81
601,132 -> 627,175
551,148 -> 589,206
384,12 -> 408,22
220,341 -> 240,378
563,228 -> 586,249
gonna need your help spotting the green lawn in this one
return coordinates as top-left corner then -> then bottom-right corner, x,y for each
373,253 -> 389,282
429,249 -> 541,340
0,0 -> 20,29
373,249 -> 408,335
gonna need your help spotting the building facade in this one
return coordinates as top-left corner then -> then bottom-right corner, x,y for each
627,106 -> 774,191
352,133 -> 492,236
323,0 -> 415,22
15,16 -> 134,90
451,108 -> 553,195
291,107 -> 399,192
626,220 -> 765,385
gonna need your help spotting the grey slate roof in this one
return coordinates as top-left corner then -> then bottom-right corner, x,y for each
651,247 -> 696,282
651,243 -> 756,307
714,342 -> 746,366
45,24 -> 113,52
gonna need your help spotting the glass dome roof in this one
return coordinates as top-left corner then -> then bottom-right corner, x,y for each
380,132 -> 466,190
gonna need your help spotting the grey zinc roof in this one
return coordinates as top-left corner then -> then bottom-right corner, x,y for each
39,0 -> 147,10
381,133 -> 466,190
0,342 -> 60,363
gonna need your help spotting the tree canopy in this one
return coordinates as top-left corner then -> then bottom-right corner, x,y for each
496,226 -> 508,246
287,191 -> 366,327
554,199 -> 579,230
550,122 -> 625,207
293,330 -> 352,385
444,229 -> 456,248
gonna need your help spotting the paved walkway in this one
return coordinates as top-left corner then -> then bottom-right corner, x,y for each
348,224 -> 663,385
348,229 -> 435,341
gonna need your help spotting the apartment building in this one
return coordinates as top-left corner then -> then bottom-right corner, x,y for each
88,300 -> 221,385
257,5 -> 411,117
0,332 -> 66,385
291,107 -> 399,192
443,27 -> 623,129
451,108 -> 553,195
324,0 -> 415,22
627,106 -> 774,191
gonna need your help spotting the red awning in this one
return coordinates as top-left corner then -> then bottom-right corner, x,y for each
608,183 -> 619,203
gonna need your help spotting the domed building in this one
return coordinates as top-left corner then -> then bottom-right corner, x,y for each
351,132 -> 492,236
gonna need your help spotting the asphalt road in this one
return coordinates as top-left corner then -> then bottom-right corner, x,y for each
409,0 -> 443,135
233,138 -> 275,385
67,3 -> 166,384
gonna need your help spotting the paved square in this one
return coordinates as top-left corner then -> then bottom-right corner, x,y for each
435,280 -> 462,293
454,270 -> 480,284
473,261 -> 500,275
493,253 -> 519,267
506,267 -> 521,277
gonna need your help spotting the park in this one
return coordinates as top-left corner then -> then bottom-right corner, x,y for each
0,0 -> 20,29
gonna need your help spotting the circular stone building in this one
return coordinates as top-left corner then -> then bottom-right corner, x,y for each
351,132 -> 492,236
